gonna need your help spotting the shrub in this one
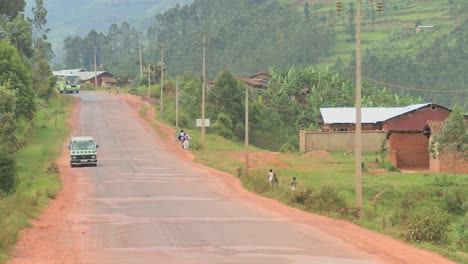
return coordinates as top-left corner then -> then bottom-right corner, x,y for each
442,189 -> 466,215
46,162 -> 59,174
433,175 -> 456,187
234,122 -> 244,140
212,113 -> 234,139
0,152 -> 17,194
290,188 -> 314,205
402,206 -> 449,244
280,142 -> 296,153
456,216 -> 468,250
386,164 -> 401,172
305,185 -> 352,217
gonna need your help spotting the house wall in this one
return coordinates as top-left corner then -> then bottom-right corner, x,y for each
389,133 -> 429,169
429,136 -> 468,174
384,105 -> 450,131
324,123 -> 382,131
299,130 -> 387,152
437,152 -> 468,174
82,73 -> 114,87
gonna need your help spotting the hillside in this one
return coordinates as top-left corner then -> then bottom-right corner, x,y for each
25,0 -> 193,61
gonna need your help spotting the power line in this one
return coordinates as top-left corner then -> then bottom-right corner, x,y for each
209,90 -> 242,101
363,76 -> 468,93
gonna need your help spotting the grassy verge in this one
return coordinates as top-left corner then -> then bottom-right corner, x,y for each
137,100 -> 468,263
0,95 -> 74,263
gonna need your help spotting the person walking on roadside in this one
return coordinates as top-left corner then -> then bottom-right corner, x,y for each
183,132 -> 192,150
290,177 -> 297,191
268,169 -> 274,186
177,130 -> 185,148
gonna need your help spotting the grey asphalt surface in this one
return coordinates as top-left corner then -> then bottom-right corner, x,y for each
71,92 -> 379,264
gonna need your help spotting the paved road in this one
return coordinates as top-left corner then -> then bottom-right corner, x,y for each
69,92 -> 378,264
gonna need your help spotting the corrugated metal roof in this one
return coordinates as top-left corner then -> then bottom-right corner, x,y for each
52,69 -> 84,76
320,103 -> 431,124
77,71 -> 108,81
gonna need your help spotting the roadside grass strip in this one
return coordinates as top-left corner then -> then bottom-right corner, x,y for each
0,95 -> 74,263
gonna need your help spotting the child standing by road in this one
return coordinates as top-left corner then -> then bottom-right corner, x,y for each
290,177 -> 297,191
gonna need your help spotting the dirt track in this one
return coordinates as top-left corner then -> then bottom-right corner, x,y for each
7,92 -> 455,264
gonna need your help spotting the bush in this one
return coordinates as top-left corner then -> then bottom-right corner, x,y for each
456,216 -> 468,250
234,122 -> 244,140
402,206 -> 449,244
212,113 -> 234,139
433,175 -> 456,187
305,185 -> 352,217
0,152 -> 17,194
290,188 -> 314,205
386,164 -> 401,172
280,142 -> 296,153
442,189 -> 466,215
46,162 -> 59,174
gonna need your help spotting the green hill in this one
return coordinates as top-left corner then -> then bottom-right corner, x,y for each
26,0 -> 193,61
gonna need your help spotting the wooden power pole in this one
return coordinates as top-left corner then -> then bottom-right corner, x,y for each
138,33 -> 143,80
176,80 -> 179,128
355,0 -> 363,218
244,85 -> 249,176
160,41 -> 165,113
147,64 -> 151,97
94,49 -> 98,87
201,32 -> 206,151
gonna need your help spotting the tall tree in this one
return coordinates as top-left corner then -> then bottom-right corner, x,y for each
0,0 -> 26,19
31,0 -> 48,48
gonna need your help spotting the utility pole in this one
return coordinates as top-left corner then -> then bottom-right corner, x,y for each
94,48 -> 98,87
138,33 -> 143,79
148,64 -> 151,97
176,80 -> 179,128
355,0 -> 363,219
160,41 -> 165,113
201,32 -> 206,151
244,85 -> 249,176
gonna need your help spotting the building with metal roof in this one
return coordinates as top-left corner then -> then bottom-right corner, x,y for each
319,103 -> 452,132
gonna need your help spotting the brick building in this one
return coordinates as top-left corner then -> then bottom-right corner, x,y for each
78,71 -> 114,87
319,103 -> 461,170
424,120 -> 468,174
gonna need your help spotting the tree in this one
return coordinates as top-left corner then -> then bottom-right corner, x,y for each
31,0 -> 48,48
347,2 -> 356,41
0,41 -> 35,119
304,3 -> 310,19
0,0 -> 26,19
430,105 -> 468,175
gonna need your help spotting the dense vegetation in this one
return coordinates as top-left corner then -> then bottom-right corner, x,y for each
25,0 -> 192,62
61,0 -> 336,78
129,66 -> 421,151
0,0 -> 57,194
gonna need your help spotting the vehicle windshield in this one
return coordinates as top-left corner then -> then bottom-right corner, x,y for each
71,140 -> 95,150
66,75 -> 80,85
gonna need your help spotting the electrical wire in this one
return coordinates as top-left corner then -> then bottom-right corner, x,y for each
362,76 -> 468,94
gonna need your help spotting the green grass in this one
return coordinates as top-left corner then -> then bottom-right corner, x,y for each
298,0 -> 463,66
0,95 -> 74,263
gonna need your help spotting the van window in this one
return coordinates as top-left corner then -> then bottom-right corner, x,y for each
71,140 -> 95,150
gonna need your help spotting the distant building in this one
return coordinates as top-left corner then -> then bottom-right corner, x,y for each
101,77 -> 118,88
416,25 -> 435,33
313,103 -> 465,170
53,69 -> 115,87
319,103 -> 451,132
238,72 -> 271,98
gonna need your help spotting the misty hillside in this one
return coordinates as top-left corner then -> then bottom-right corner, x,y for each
26,0 -> 193,59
